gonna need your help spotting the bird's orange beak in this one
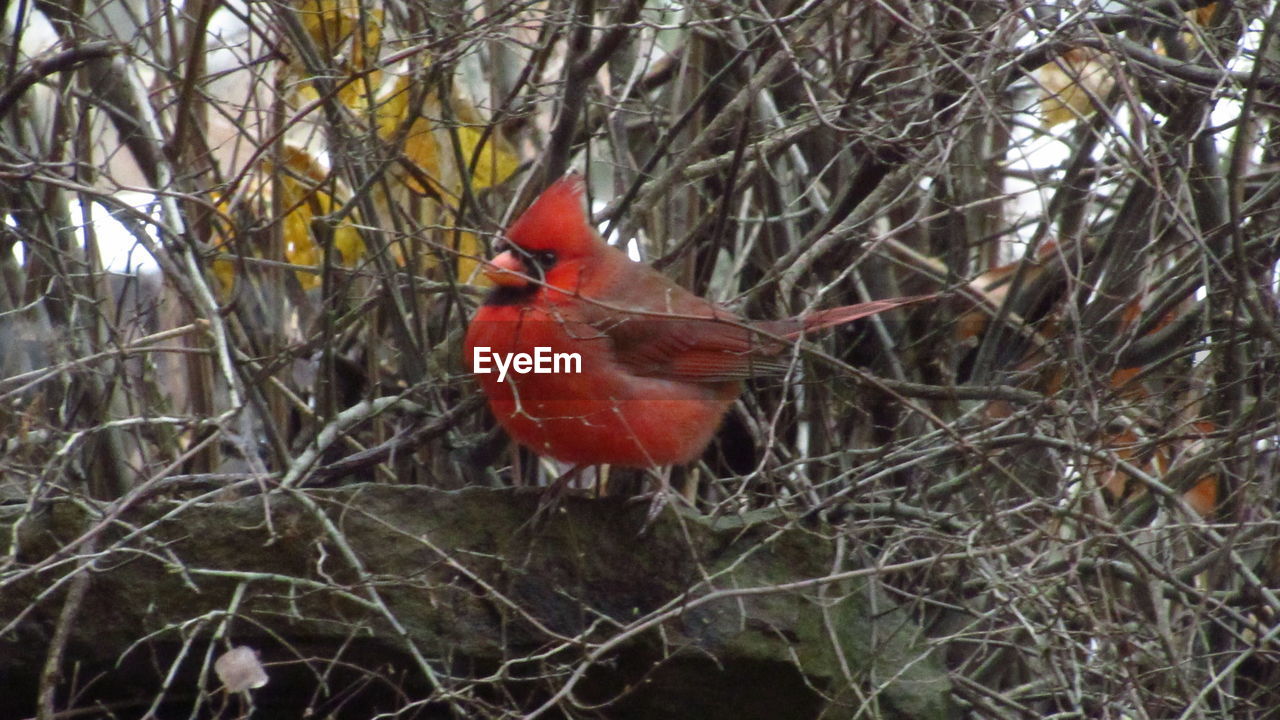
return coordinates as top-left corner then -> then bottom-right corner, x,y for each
482,250 -> 529,287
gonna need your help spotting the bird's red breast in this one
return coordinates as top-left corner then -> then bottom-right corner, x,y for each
464,175 -> 927,467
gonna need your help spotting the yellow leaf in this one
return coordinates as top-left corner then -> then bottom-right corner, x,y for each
276,143 -> 330,185
456,124 -> 519,191
291,0 -> 383,107
374,72 -> 518,198
278,176 -> 366,290
280,47 -> 518,288
294,0 -> 381,65
211,249 -> 237,294
282,203 -> 321,290
1182,2 -> 1217,51
402,117 -> 444,194
1037,48 -> 1115,127
451,228 -> 485,285
332,223 -> 366,266
1155,2 -> 1218,55
208,146 -> 366,293
208,189 -> 262,296
448,85 -> 519,190
374,74 -> 413,138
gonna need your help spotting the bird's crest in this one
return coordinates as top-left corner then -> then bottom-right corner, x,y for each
506,174 -> 596,255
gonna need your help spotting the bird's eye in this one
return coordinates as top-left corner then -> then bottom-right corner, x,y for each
533,250 -> 557,268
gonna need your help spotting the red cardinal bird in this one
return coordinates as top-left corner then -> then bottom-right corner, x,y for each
464,175 -> 925,468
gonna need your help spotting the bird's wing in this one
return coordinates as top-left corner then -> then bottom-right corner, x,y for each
569,243 -> 933,383
595,310 -> 797,383
558,257 -> 786,382
594,295 -> 934,383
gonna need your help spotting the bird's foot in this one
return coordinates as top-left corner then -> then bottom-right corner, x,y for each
641,487 -> 670,531
632,471 -> 691,533
524,465 -> 586,528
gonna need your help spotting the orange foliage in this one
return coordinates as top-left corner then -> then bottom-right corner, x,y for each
959,244 -> 1219,516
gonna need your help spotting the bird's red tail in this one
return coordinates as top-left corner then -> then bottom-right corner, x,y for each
791,294 -> 935,337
